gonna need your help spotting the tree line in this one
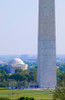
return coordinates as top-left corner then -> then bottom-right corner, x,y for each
0,62 -> 65,88
0,64 -> 37,87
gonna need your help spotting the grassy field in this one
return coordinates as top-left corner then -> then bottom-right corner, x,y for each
0,88 -> 53,100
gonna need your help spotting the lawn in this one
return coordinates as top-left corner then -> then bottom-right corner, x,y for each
0,89 -> 53,100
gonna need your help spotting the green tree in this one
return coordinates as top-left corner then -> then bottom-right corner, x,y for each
15,69 -> 23,73
53,87 -> 65,100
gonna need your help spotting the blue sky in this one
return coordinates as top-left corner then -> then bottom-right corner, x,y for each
0,0 -> 65,55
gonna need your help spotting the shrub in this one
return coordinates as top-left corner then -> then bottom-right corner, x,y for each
0,97 -> 10,100
17,97 -> 35,100
53,87 -> 65,100
18,97 -> 25,100
26,97 -> 29,100
29,98 -> 34,100
31,98 -> 34,100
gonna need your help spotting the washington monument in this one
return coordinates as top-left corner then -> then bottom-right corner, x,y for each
37,0 -> 56,89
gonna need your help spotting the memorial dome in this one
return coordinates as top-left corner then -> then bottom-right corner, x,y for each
7,58 -> 28,74
9,58 -> 25,66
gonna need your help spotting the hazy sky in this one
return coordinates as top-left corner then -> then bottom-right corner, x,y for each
0,0 -> 65,55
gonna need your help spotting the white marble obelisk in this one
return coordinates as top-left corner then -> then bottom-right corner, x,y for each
37,0 -> 56,89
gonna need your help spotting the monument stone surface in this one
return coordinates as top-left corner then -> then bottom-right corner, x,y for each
37,0 -> 56,89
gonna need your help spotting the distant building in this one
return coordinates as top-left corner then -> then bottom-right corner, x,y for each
7,58 -> 28,74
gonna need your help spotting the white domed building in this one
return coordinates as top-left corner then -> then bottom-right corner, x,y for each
7,58 -> 28,74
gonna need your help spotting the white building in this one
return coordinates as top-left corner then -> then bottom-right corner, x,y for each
7,58 -> 28,74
